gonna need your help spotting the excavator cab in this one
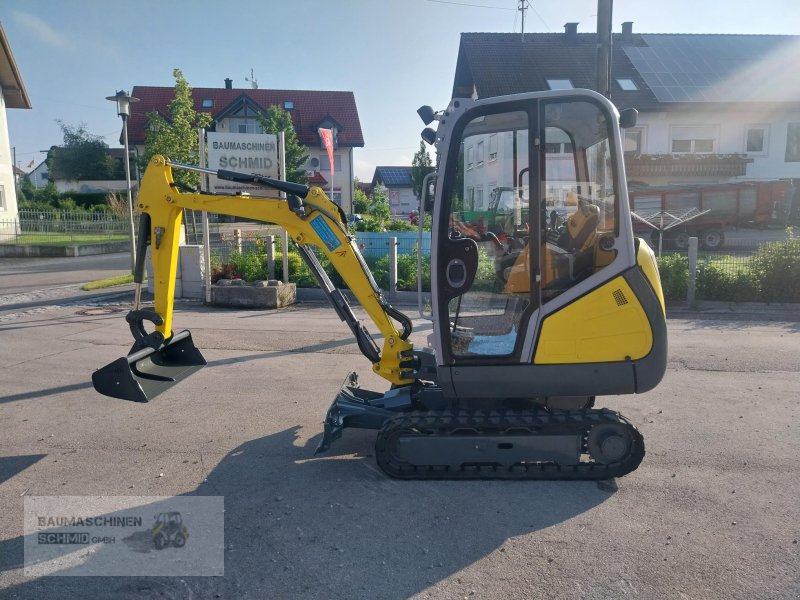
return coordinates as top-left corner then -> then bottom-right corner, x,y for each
430,91 -> 665,401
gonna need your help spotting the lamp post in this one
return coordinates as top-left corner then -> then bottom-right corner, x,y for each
106,90 -> 140,274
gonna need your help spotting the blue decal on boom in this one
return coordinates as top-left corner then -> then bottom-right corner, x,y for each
309,215 -> 342,252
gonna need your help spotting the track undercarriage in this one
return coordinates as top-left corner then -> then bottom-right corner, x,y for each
318,373 -> 644,481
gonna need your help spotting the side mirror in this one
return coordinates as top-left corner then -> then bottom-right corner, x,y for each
619,108 -> 638,129
420,173 -> 437,213
424,179 -> 436,213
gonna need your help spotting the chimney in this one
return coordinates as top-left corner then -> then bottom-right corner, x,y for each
224,78 -> 233,89
622,21 -> 633,41
564,22 -> 579,44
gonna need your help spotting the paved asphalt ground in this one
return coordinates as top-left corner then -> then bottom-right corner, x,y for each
0,254 -> 798,599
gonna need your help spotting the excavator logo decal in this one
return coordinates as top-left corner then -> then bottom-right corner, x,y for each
310,214 -> 342,252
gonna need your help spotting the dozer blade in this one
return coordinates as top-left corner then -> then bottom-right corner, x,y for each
92,330 -> 206,403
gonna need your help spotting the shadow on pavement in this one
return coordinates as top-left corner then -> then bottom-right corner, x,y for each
0,455 -> 46,484
0,426 -> 617,599
0,383 -> 94,405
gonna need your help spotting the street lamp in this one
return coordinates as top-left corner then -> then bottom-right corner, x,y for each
106,90 -> 140,274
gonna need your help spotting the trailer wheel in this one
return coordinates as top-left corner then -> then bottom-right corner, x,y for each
700,229 -> 725,250
673,231 -> 690,250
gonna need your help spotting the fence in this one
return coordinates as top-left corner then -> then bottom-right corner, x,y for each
187,214 -> 799,303
0,209 -> 130,244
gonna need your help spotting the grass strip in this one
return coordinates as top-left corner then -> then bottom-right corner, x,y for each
81,274 -> 135,291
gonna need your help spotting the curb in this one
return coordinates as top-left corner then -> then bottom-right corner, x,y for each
666,300 -> 800,321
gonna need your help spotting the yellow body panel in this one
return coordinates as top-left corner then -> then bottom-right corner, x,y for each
138,156 -> 412,385
534,276 -> 653,364
636,239 -> 666,317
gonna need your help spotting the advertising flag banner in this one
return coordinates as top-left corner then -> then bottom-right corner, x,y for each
318,128 -> 335,178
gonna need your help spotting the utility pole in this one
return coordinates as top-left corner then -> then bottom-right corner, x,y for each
518,0 -> 526,38
596,0 -> 613,99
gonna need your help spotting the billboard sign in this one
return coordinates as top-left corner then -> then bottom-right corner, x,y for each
206,132 -> 278,195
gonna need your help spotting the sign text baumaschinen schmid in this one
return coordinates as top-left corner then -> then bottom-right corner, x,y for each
206,132 -> 278,196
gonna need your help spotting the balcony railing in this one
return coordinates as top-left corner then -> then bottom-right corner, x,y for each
625,153 -> 753,178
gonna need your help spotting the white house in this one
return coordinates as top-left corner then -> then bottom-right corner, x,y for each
452,26 -> 800,188
0,22 -> 31,232
27,159 -> 48,188
127,81 -> 364,213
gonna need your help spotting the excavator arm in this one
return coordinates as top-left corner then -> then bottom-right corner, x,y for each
95,155 -> 414,404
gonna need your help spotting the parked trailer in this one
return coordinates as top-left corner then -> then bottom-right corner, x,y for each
628,180 -> 796,250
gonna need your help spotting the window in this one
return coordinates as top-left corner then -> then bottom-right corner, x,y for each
201,99 -> 214,108
616,78 -> 638,91
0,185 -> 5,210
466,146 -> 474,170
283,101 -> 294,110
744,125 -> 768,155
475,186 -> 484,210
624,128 -> 643,154
546,79 -> 574,90
488,134 -> 498,161
544,128 -> 573,154
476,140 -> 484,168
228,118 -> 263,134
671,126 -> 717,154
319,154 -> 342,172
786,123 -> 800,162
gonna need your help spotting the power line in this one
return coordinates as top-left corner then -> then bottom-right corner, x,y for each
528,1 -> 552,31
425,0 -> 516,10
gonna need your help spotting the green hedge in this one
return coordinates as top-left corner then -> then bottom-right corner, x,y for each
213,235 -> 800,303
656,233 -> 800,303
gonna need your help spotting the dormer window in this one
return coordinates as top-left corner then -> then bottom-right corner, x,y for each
546,79 -> 574,90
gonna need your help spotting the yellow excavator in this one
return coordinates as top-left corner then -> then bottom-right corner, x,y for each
92,89 -> 666,480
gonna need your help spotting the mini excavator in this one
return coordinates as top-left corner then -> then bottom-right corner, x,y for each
92,89 -> 667,480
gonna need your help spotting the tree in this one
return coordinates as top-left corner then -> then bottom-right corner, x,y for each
411,141 -> 433,199
143,68 -> 212,188
256,105 -> 308,184
353,188 -> 370,214
367,184 -> 390,226
48,122 -> 120,181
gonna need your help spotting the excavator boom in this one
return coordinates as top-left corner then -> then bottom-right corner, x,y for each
92,156 -> 415,406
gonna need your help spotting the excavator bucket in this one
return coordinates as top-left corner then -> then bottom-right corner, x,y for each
92,330 -> 206,403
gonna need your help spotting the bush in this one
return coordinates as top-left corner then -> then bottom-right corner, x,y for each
751,234 -> 800,302
385,219 -> 416,232
354,216 -> 384,232
656,254 -> 688,301
696,262 -> 759,302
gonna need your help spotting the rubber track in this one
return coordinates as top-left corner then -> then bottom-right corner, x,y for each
375,408 -> 645,480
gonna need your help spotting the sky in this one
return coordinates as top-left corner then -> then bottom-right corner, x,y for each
4,0 -> 800,182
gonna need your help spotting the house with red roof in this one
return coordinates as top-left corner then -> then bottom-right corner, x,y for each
127,79 -> 364,212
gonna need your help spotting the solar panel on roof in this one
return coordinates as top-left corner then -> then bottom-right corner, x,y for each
626,35 -> 799,103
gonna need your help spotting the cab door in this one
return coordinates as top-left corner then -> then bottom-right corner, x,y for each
431,101 -> 539,367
